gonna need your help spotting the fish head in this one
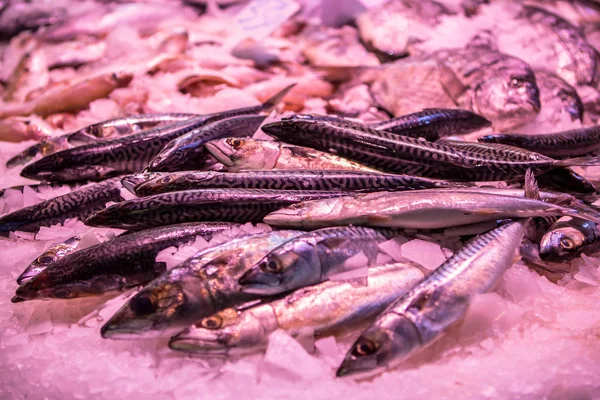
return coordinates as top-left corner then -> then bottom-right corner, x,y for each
238,241 -> 319,295
121,172 -> 165,193
539,225 -> 587,261
169,308 -> 268,356
84,200 -> 145,229
100,269 -> 194,339
472,68 -> 540,130
16,237 -> 80,285
336,312 -> 421,379
21,152 -> 117,181
146,135 -> 196,172
14,269 -> 124,301
204,138 -> 265,169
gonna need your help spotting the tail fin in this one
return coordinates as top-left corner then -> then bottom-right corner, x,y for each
260,83 -> 297,113
559,156 -> 600,167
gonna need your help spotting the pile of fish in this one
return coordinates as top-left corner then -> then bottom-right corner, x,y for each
3,0 -> 600,383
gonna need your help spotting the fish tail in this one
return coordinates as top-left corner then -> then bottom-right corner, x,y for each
260,83 -> 297,112
559,156 -> 600,167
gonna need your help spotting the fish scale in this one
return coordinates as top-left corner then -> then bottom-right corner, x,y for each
133,170 -> 454,196
0,177 -> 123,235
84,189 -> 345,230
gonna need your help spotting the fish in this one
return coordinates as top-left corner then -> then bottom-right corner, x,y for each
16,235 -> 82,285
170,263 -> 424,356
19,85 -> 293,182
263,189 -> 600,230
336,220 -> 526,378
238,226 -> 398,296
370,108 -> 491,141
6,113 -> 196,169
368,43 -> 541,131
0,72 -> 134,119
478,126 -> 600,159
0,116 -> 52,144
536,168 -> 598,194
145,114 -> 267,172
521,5 -> 599,87
204,138 -> 379,172
534,70 -> 584,122
12,222 -> 241,302
84,189 -> 346,230
100,230 -> 302,339
0,2 -> 66,40
132,170 -> 456,197
121,172 -> 168,194
0,177 -> 124,236
356,0 -> 453,59
539,216 -> 600,261
261,115 -> 592,181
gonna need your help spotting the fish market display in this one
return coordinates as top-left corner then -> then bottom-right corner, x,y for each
170,262 -> 424,356
2,1 -> 600,399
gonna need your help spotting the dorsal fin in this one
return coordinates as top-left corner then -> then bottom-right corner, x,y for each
524,169 -> 540,200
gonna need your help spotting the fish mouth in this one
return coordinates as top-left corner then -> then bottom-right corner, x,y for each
237,268 -> 282,294
529,97 -> 541,113
262,208 -> 305,226
168,337 -> 230,356
11,295 -> 27,303
259,122 -> 281,137
204,143 -> 234,167
16,267 -> 42,285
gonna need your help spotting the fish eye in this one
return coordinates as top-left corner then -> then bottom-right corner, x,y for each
37,254 -> 56,264
260,259 -> 282,274
198,315 -> 223,330
161,176 -> 173,183
130,294 -> 157,316
226,138 -> 244,149
352,338 -> 378,357
560,238 -> 575,250
509,78 -> 524,88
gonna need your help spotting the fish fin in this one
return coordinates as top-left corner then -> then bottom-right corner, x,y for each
524,169 -> 540,200
560,156 -> 600,167
260,84 -> 297,112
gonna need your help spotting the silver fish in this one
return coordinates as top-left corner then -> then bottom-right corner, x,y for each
146,114 -> 267,172
16,235 -> 82,285
336,220 -> 526,378
133,170 -> 455,197
238,226 -> 396,296
84,189 -> 345,231
0,177 -> 124,236
370,108 -> 491,141
205,138 -> 379,172
170,263 -> 424,356
539,216 -> 600,261
7,113 -> 196,169
263,189 -> 600,230
13,222 -> 241,302
479,126 -> 600,159
19,85 -> 292,182
100,230 -> 302,339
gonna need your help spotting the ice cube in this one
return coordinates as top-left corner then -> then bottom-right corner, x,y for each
22,186 -> 44,208
264,330 -> 328,380
401,239 -> 447,270
377,237 -> 407,261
